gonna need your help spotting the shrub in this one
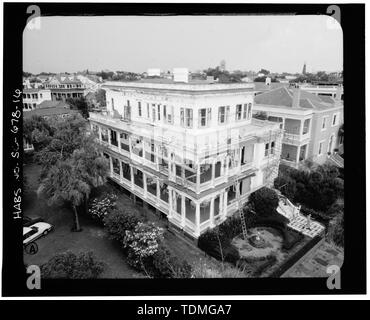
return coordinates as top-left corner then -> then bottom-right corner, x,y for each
124,222 -> 164,270
192,259 -> 246,278
282,228 -> 304,250
274,175 -> 297,200
198,228 -> 240,264
88,192 -> 118,223
218,215 -> 242,240
104,209 -> 141,243
248,187 -> 279,217
150,244 -> 192,278
40,251 -> 104,279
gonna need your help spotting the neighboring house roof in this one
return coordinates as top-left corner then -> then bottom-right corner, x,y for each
253,82 -> 288,92
46,74 -> 83,85
24,106 -> 79,119
254,86 -> 341,111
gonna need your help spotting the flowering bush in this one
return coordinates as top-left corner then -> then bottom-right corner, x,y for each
123,222 -> 164,270
88,193 -> 118,222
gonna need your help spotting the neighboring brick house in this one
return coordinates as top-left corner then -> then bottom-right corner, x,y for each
253,86 -> 343,168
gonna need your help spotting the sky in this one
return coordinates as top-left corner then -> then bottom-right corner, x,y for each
23,15 -> 343,74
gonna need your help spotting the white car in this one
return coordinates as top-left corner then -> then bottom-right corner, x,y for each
23,222 -> 53,246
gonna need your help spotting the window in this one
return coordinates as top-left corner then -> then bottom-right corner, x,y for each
157,105 -> 161,121
138,101 -> 142,117
167,106 -> 174,124
332,112 -> 339,126
111,98 -> 114,110
40,93 -> 43,98
322,116 -> 328,130
264,141 -> 275,157
318,141 -> 324,155
236,104 -> 243,120
199,108 -> 211,127
302,119 -> 310,135
218,106 -> 226,124
110,130 -> 118,147
270,141 -> 275,155
180,108 -> 193,128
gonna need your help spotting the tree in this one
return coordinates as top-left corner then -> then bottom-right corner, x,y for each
258,69 -> 270,75
35,113 -> 88,179
104,209 -> 141,243
40,159 -> 90,231
40,251 -> 104,279
248,187 -> 279,217
327,212 -> 344,248
66,97 -> 89,118
70,135 -> 110,213
95,89 -> 106,108
23,115 -> 53,151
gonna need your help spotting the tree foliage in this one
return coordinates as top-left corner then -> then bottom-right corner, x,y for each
66,97 -> 89,118
275,164 -> 343,212
248,187 -> 279,217
40,251 -> 105,279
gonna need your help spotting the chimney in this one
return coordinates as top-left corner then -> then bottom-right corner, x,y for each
292,88 -> 301,108
173,68 -> 189,83
335,86 -> 343,101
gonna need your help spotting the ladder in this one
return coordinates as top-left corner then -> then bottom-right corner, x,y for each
234,177 -> 248,240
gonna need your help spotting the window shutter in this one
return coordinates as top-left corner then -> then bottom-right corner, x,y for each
207,108 -> 211,126
189,109 -> 193,128
171,105 -> 174,124
218,107 -> 221,123
226,106 -> 230,123
198,109 -> 202,128
180,108 -> 184,127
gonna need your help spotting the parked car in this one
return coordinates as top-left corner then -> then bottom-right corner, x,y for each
23,215 -> 43,227
23,222 -> 53,246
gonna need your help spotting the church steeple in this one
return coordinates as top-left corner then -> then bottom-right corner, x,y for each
302,62 -> 307,75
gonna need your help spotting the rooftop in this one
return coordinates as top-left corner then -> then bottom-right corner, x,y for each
24,101 -> 79,119
103,80 -> 254,94
254,86 -> 342,111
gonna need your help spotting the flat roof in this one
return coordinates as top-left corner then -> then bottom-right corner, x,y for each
103,80 -> 255,94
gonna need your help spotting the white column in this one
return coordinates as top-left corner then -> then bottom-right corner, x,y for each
296,146 -> 301,164
119,161 -> 123,182
109,156 -> 113,175
196,163 -> 200,193
128,135 -> 132,154
168,187 -> 173,218
108,129 -> 111,145
156,179 -> 160,203
181,194 -> 186,227
223,190 -> 228,218
195,202 -> 201,237
130,166 -> 134,189
98,126 -> 102,141
211,160 -> 216,187
210,197 -> 215,228
299,120 -> 304,137
117,131 -> 121,152
143,172 -> 147,196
